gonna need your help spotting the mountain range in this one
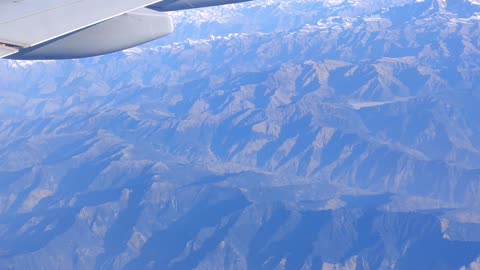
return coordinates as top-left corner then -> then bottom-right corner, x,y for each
0,0 -> 479,269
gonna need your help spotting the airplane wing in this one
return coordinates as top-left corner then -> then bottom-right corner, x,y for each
0,0 -> 165,59
0,0 -> 251,60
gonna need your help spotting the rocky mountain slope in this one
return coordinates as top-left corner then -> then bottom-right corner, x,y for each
0,0 -> 479,269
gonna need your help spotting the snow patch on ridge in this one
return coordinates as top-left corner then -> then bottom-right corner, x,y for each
348,97 -> 414,109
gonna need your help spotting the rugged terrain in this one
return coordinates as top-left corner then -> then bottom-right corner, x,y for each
0,0 -> 479,269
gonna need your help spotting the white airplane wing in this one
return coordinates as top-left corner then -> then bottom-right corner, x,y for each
0,0 -> 166,59
0,0 -> 251,60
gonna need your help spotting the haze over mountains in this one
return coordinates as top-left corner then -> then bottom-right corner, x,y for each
0,0 -> 480,269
